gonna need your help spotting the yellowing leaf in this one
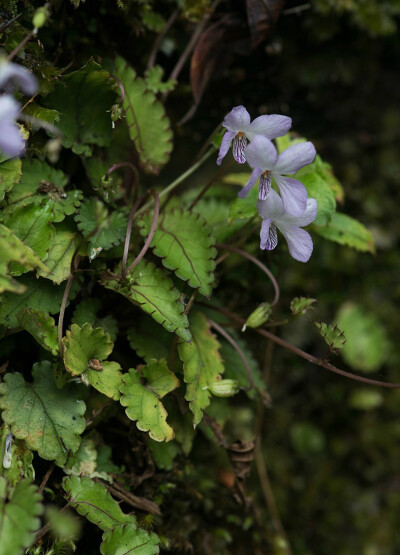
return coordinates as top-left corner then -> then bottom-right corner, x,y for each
63,323 -> 114,376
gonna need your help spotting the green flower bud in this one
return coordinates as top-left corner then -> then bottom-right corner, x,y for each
209,379 -> 240,398
110,104 -> 124,122
242,302 -> 272,331
33,5 -> 50,31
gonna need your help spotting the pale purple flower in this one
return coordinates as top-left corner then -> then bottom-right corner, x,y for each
239,135 -> 316,217
217,105 -> 291,165
257,189 -> 317,263
0,60 -> 38,96
0,95 -> 25,157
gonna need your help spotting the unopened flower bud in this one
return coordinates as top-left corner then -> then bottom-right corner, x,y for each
242,302 -> 272,331
209,379 -> 240,398
110,104 -> 123,122
33,4 -> 50,31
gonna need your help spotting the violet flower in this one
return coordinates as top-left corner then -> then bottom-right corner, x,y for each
0,95 -> 25,157
239,135 -> 316,217
0,60 -> 38,96
217,105 -> 291,165
257,188 -> 317,263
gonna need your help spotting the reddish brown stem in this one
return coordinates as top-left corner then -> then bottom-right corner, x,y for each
121,195 -> 145,278
147,9 -> 179,70
126,191 -> 160,274
106,161 -> 139,202
202,304 -> 400,389
7,30 -> 34,60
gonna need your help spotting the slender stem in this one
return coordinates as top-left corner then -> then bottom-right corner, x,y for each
208,318 -> 254,391
163,0 -> 221,101
106,161 -> 140,202
126,191 -> 160,274
216,243 -> 280,307
200,304 -> 400,389
188,159 -> 233,211
136,148 -> 214,217
147,8 -> 179,70
110,74 -> 125,105
121,196 -> 144,278
254,445 -> 292,552
7,30 -> 34,60
57,273 -> 75,354
38,462 -> 55,494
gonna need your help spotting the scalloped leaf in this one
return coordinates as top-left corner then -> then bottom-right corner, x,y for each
139,209 -> 216,297
314,322 -> 346,354
0,224 -> 48,294
62,476 -> 136,531
2,202 -> 56,275
37,221 -> 82,284
145,65 -> 177,94
0,361 -> 86,465
313,212 -> 375,253
0,424 -> 35,486
100,259 -> 191,341
17,307 -> 59,355
128,318 -> 173,363
72,298 -> 118,341
0,477 -> 43,555
75,197 -> 127,252
0,157 -> 21,201
63,323 -> 114,376
0,275 -> 77,329
100,523 -> 160,555
120,360 -> 179,442
178,311 -> 224,426
86,361 -> 123,401
114,56 -> 173,174
290,297 -> 316,316
44,60 -> 116,156
4,159 -> 81,222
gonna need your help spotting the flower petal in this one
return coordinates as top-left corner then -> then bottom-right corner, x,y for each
222,105 -> 250,133
0,121 -> 25,157
232,133 -> 248,164
247,114 -> 292,141
257,188 -> 285,220
274,175 -> 307,216
281,197 -> 318,227
0,62 -> 38,95
0,95 -> 20,120
238,168 -> 262,198
217,130 -> 235,165
278,225 -> 313,262
245,135 -> 277,171
274,141 -> 316,175
260,219 -> 278,251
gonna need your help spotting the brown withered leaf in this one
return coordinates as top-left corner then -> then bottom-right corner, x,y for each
246,0 -> 287,48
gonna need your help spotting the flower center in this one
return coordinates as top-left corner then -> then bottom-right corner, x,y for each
232,133 -> 248,164
259,171 -> 271,200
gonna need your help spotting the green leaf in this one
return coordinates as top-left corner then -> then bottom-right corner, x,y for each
313,212 -> 375,253
0,424 -> 35,486
120,360 -> 179,442
0,224 -> 48,293
45,505 -> 81,542
23,102 -> 60,124
139,209 -> 216,297
349,389 -> 383,411
4,159 -> 81,222
228,173 -> 258,223
72,298 -> 118,341
114,56 -> 173,174
100,523 -> 159,555
290,297 -> 316,316
75,197 -> 127,253
17,307 -> 59,355
86,361 -> 123,401
2,202 -> 55,275
314,322 -> 346,353
0,275 -> 76,329
0,477 -> 43,555
296,170 -> 336,226
100,259 -> 191,341
148,439 -> 180,471
192,197 -> 246,243
128,318 -> 173,363
178,312 -> 224,426
336,302 -> 390,373
44,60 -> 116,156
144,65 -> 177,94
63,476 -> 136,531
0,361 -> 86,465
0,157 -> 21,201
37,221 -> 82,284
63,323 -> 114,376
